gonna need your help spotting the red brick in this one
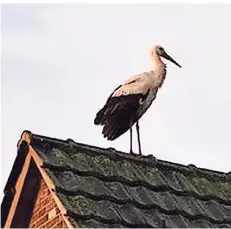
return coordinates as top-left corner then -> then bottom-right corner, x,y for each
35,213 -> 48,226
54,221 -> 63,228
62,221 -> 68,228
55,207 -> 60,214
40,187 -> 50,199
53,219 -> 68,228
28,178 -> 68,228
45,201 -> 56,212
30,207 -> 46,223
44,215 -> 60,228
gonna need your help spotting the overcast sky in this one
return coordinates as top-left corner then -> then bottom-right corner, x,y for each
1,4 -> 231,201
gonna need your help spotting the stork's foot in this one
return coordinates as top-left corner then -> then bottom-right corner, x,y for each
130,150 -> 143,157
130,150 -> 135,155
137,152 -> 143,157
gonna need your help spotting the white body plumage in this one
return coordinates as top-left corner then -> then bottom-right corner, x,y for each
112,67 -> 166,121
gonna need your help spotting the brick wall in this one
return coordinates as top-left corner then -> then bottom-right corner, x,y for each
29,178 -> 68,228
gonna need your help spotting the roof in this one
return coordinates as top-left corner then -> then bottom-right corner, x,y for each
2,131 -> 231,228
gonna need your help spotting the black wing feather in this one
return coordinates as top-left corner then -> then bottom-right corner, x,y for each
101,95 -> 140,140
94,89 -> 150,141
94,84 -> 122,125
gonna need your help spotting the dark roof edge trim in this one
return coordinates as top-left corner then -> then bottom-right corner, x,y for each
31,132 -> 231,181
1,139 -> 30,228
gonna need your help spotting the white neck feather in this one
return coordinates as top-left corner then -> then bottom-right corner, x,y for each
152,52 -> 164,70
151,52 -> 166,87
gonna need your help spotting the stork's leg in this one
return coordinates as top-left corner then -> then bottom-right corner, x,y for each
129,128 -> 134,154
136,121 -> 142,155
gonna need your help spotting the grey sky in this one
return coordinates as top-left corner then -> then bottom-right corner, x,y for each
1,4 -> 231,201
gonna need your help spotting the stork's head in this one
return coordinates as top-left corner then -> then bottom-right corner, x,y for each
152,45 -> 181,68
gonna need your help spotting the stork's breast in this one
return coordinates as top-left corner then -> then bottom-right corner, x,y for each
137,87 -> 158,118
149,87 -> 158,100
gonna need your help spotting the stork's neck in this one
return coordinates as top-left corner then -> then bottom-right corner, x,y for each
152,53 -> 164,70
152,52 -> 165,71
152,52 -> 166,87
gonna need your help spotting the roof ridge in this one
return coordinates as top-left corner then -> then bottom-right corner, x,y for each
43,163 -> 231,206
31,132 -> 231,181
56,186 -> 231,224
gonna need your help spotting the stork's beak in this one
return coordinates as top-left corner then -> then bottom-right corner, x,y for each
162,52 -> 181,68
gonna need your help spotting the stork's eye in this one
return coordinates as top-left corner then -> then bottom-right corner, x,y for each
159,47 -> 164,52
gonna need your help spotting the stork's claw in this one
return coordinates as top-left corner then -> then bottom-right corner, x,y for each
130,150 -> 135,155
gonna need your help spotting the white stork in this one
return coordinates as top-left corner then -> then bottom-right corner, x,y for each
94,45 -> 181,155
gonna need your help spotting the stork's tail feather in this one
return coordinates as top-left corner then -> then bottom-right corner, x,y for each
102,115 -> 132,141
102,124 -> 123,140
94,107 -> 106,125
